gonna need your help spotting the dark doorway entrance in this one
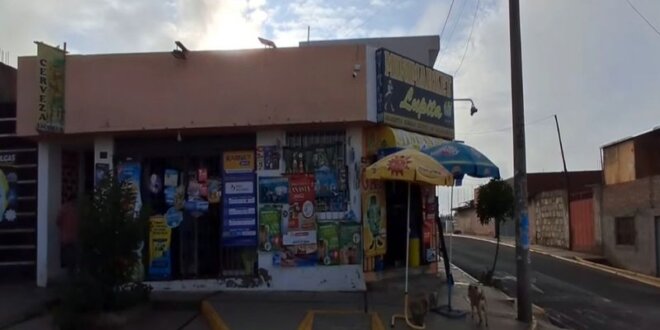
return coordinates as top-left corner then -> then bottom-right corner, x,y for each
384,181 -> 422,268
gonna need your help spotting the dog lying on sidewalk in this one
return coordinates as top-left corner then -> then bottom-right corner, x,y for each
468,284 -> 488,327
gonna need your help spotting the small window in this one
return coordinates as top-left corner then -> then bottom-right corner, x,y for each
615,217 -> 636,246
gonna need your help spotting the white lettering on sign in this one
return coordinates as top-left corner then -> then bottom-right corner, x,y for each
0,153 -> 16,163
225,181 -> 254,195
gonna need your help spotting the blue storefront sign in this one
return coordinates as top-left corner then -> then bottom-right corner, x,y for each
376,48 -> 455,139
222,173 -> 257,247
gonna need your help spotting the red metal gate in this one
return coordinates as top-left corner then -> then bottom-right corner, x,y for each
570,198 -> 595,252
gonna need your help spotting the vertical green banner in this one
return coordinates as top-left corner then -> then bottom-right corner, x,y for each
36,42 -> 65,133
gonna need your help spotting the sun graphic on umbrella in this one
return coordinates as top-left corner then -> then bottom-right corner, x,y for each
387,155 -> 411,176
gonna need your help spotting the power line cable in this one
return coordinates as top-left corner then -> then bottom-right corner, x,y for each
453,0 -> 480,76
625,0 -> 660,37
456,114 -> 555,136
439,0 -> 456,41
437,0 -> 469,64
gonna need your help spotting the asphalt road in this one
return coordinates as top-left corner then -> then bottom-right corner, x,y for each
449,236 -> 660,330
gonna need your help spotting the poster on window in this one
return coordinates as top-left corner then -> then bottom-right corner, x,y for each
222,173 -> 257,247
318,223 -> 339,265
258,205 -> 282,252
259,177 -> 289,204
148,215 -> 172,280
117,162 -> 142,216
257,146 -> 280,171
0,168 -> 18,223
362,177 -> 387,257
288,174 -> 316,230
282,174 -> 316,245
272,244 -> 317,267
339,223 -> 362,265
421,185 -> 438,263
223,151 -> 255,174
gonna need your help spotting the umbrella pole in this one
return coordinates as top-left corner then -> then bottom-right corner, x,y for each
449,179 -> 454,265
391,182 -> 425,329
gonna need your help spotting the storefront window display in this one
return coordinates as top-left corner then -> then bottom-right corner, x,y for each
258,131 -> 361,269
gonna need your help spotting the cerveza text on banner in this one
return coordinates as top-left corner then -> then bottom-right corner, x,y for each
376,48 -> 454,139
35,42 -> 66,133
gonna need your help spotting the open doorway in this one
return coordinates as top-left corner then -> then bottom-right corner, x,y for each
384,181 -> 422,268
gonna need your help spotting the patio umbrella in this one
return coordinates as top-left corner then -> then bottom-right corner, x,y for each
365,148 -> 452,329
422,141 -> 500,317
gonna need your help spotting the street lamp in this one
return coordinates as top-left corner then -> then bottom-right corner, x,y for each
453,98 -> 478,116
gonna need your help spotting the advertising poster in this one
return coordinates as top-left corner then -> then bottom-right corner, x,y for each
273,244 -> 317,267
223,151 -> 255,174
318,223 -> 339,265
148,216 -> 172,280
259,177 -> 289,204
0,168 -> 18,223
362,174 -> 387,257
422,185 -> 438,263
258,205 -> 282,251
207,178 -> 221,204
288,174 -> 316,230
222,173 -> 257,247
339,224 -> 362,265
36,42 -> 66,133
257,146 -> 280,171
117,162 -> 142,216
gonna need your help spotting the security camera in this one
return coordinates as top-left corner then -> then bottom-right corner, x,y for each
352,71 -> 358,78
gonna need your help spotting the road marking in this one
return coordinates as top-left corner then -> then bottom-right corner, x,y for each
201,300 -> 230,330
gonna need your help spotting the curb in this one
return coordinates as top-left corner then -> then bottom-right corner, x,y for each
454,234 -> 660,289
200,300 -> 230,330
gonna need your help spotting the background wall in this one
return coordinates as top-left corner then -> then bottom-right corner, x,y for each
17,45 -> 369,136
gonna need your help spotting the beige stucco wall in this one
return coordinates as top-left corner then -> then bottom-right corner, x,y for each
455,209 -> 495,237
17,45 -> 369,136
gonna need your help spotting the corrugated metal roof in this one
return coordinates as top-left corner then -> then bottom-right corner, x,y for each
601,126 -> 660,149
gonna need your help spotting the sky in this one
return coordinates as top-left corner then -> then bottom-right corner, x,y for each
1,0 -> 659,212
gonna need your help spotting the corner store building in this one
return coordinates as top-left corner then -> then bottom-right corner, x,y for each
15,36 -> 454,290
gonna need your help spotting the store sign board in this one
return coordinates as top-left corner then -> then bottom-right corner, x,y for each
376,48 -> 454,139
36,42 -> 66,133
222,173 -> 257,247
223,151 -> 255,174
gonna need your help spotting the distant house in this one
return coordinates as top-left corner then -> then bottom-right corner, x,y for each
453,200 -> 495,237
599,127 -> 660,276
457,171 -> 602,251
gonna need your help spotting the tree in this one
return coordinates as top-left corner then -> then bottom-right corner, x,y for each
475,179 -> 514,282
56,177 -> 150,329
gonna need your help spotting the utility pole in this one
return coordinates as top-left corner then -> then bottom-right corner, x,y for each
509,0 -> 532,323
554,114 -> 572,249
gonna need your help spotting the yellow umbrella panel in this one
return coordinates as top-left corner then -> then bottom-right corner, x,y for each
364,149 -> 452,329
365,149 -> 453,186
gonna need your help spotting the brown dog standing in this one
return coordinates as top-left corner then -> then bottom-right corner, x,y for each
468,284 -> 488,327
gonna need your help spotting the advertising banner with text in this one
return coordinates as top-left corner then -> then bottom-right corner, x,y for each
36,42 -> 66,133
376,48 -> 454,139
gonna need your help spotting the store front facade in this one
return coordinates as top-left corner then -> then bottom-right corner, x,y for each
16,38 -> 454,291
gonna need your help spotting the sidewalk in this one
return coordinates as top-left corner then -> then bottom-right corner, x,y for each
0,281 -> 57,329
203,266 -> 559,329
